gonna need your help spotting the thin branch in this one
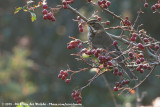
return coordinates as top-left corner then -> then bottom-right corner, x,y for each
67,5 -> 88,22
100,6 -> 123,21
133,9 -> 143,29
132,65 -> 157,90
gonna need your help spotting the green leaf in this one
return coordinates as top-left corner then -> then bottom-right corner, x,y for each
14,7 -> 22,14
30,12 -> 36,22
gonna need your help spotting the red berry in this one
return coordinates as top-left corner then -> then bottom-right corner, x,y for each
113,41 -> 118,45
72,93 -> 76,97
128,52 -> 133,57
114,87 -> 118,91
75,92 -> 80,96
125,80 -> 130,84
67,45 -> 72,49
102,0 -> 106,4
106,56 -> 111,61
114,67 -> 119,72
139,64 -> 143,68
61,75 -> 66,80
102,4 -> 108,8
77,16 -> 81,20
132,33 -> 138,37
155,4 -> 159,9
60,70 -> 64,74
139,69 -> 144,73
98,1 -> 102,5
115,82 -> 120,87
130,56 -> 134,60
74,96 -> 78,101
108,61 -> 112,66
58,74 -> 62,78
136,59 -> 141,64
139,53 -> 144,58
78,43 -> 83,49
98,56 -> 103,60
43,4 -> 48,9
118,72 -> 122,76
155,45 -> 159,50
144,38 -> 149,42
51,17 -> 56,22
78,24 -> 83,28
144,3 -> 148,8
42,9 -> 48,14
113,71 -> 117,76
106,1 -> 111,6
62,1 -> 67,5
140,58 -> 144,62
143,64 -> 147,69
106,21 -> 110,25
47,13 -> 53,20
77,99 -> 82,104
97,17 -> 101,21
131,36 -> 136,41
43,15 -> 48,20
65,79 -> 70,83
151,5 -> 156,10
137,43 -> 144,49
79,28 -> 83,32
81,48 -> 87,53
136,66 -> 141,71
64,71 -> 68,77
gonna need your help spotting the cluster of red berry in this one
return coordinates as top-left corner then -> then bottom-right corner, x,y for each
130,33 -> 138,42
114,79 -> 130,91
113,67 -> 123,76
98,0 -> 111,8
123,17 -> 131,26
151,2 -> 160,10
77,16 -> 84,32
81,48 -> 104,58
136,64 -> 151,73
144,2 -> 160,11
42,4 -> 56,22
71,90 -> 82,104
58,70 -> 71,83
67,39 -> 82,49
62,0 -> 74,9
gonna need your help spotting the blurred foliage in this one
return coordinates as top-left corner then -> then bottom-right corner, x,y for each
0,0 -> 160,107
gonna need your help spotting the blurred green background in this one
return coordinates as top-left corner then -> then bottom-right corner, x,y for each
0,0 -> 160,107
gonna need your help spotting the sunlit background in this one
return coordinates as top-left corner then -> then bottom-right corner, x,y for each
0,0 -> 160,107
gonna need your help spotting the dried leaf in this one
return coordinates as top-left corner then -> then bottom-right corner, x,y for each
129,89 -> 135,94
